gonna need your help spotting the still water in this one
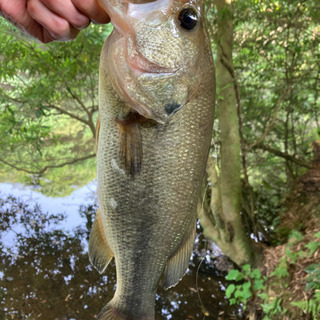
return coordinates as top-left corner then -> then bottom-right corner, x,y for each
0,182 -> 242,320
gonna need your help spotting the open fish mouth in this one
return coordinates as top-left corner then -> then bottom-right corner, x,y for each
127,52 -> 179,75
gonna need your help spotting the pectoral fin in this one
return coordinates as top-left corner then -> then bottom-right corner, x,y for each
88,208 -> 114,274
117,113 -> 142,176
164,222 -> 197,290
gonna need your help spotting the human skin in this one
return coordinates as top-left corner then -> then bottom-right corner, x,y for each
0,0 -> 109,43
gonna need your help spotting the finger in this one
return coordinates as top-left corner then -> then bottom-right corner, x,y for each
71,0 -> 110,24
0,0 -> 55,42
27,0 -> 79,40
36,0 -> 90,30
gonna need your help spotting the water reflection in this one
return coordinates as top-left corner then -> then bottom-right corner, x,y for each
0,194 -> 242,320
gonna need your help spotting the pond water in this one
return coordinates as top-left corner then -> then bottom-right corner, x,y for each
0,182 -> 243,320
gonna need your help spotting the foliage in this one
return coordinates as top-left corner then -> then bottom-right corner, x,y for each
225,262 -> 288,319
0,20 -> 113,195
206,0 -> 320,237
290,290 -> 320,320
225,264 -> 266,307
289,232 -> 320,319
0,0 -> 318,206
233,0 -> 320,227
225,229 -> 320,319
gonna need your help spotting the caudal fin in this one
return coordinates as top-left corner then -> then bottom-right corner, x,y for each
96,303 -> 118,320
96,303 -> 154,320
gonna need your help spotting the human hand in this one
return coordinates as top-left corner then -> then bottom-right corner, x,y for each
0,0 -> 109,43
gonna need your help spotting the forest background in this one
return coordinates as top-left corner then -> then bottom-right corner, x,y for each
0,0 -> 319,319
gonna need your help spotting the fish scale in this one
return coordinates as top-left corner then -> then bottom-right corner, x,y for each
89,1 -> 215,319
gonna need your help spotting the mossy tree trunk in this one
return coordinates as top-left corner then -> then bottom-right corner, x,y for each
199,0 -> 260,266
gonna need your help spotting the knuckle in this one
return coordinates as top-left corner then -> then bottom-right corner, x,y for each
51,18 -> 70,37
27,0 -> 38,15
71,15 -> 90,30
71,0 -> 88,11
45,0 -> 56,8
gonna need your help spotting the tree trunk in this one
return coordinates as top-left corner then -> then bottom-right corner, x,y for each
199,0 -> 260,266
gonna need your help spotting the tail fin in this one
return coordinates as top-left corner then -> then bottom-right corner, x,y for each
96,303 -> 154,320
96,303 -> 119,320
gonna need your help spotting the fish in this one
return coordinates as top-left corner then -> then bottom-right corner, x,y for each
88,0 -> 215,319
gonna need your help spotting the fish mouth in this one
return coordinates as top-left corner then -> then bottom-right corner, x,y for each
127,51 -> 179,75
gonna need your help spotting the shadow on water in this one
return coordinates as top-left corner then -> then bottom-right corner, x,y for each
0,195 -> 243,320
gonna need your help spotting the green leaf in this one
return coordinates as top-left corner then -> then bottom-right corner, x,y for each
226,269 -> 243,281
242,264 -> 251,273
242,282 -> 253,301
252,268 -> 262,280
305,263 -> 320,273
258,292 -> 269,300
288,230 -> 303,244
254,279 -> 265,291
305,241 -> 320,256
270,259 -> 289,278
225,284 -> 236,298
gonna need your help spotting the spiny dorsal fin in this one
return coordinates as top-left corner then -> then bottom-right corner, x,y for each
88,208 -> 113,274
116,113 -> 143,176
95,115 -> 101,156
164,222 -> 197,290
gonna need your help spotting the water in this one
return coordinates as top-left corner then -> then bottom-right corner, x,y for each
0,183 -> 243,320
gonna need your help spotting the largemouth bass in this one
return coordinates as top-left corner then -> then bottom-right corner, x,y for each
88,0 -> 215,319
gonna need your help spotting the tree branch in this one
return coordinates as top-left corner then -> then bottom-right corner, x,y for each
47,104 -> 90,126
246,87 -> 290,152
66,87 -> 90,116
0,154 -> 96,175
251,143 -> 312,169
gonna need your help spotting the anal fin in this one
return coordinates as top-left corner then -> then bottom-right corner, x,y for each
116,113 -> 142,176
164,221 -> 197,290
88,208 -> 113,274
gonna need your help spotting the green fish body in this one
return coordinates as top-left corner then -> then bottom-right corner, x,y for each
89,1 -> 215,319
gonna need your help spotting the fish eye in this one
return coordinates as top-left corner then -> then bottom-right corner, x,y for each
178,7 -> 199,31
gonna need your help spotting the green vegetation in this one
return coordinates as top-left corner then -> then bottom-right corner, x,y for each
0,20 -> 113,195
225,230 -> 320,319
0,0 -> 319,319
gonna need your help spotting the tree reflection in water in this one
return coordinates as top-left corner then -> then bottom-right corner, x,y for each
0,195 -> 242,320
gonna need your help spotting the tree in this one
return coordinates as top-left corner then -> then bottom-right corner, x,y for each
0,20 -> 112,195
199,0 -> 260,267
1,0 -> 319,271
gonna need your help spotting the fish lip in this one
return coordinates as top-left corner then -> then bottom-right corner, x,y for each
127,51 -> 180,75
